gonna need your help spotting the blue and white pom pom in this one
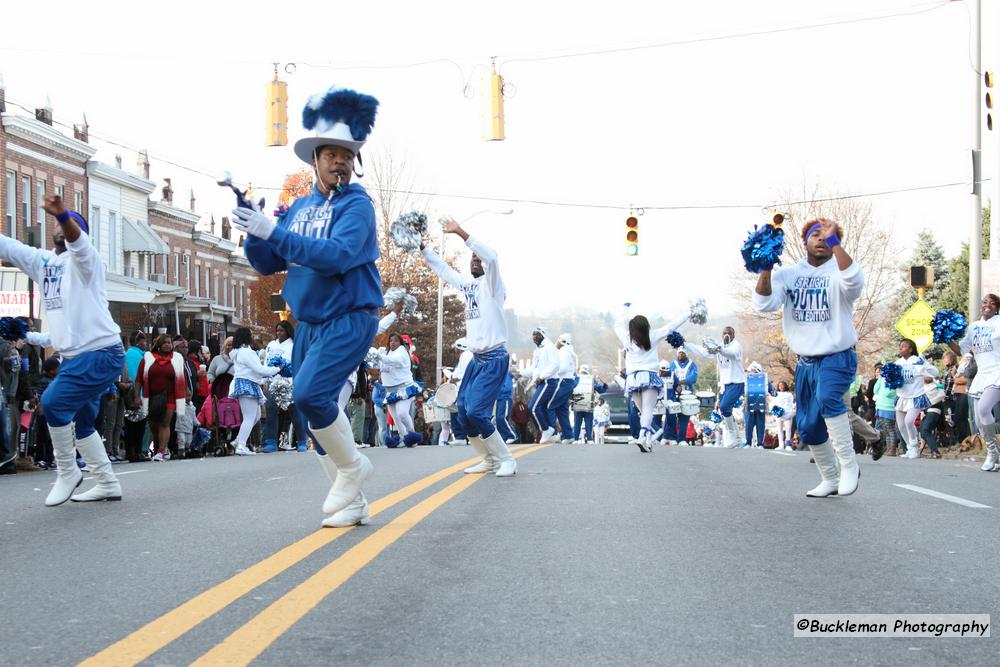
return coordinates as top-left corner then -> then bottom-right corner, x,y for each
666,331 -> 685,349
770,405 -> 785,418
710,410 -> 723,423
930,310 -> 967,344
389,211 -> 428,251
879,362 -> 905,390
741,221 -> 785,274
688,297 -> 708,325
267,355 -> 292,373
0,317 -> 29,342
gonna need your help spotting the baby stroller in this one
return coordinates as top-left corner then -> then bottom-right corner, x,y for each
201,372 -> 242,456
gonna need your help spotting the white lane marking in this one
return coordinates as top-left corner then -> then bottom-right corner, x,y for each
893,484 -> 992,509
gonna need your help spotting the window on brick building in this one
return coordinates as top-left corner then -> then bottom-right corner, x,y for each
173,254 -> 180,285
194,265 -> 201,296
4,171 -> 14,237
74,191 -> 83,214
21,175 -> 32,229
205,267 -> 211,300
36,180 -> 46,232
55,184 -> 64,198
222,277 -> 229,307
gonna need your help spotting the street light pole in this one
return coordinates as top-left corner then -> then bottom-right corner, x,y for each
434,209 -> 513,388
970,0 -> 983,317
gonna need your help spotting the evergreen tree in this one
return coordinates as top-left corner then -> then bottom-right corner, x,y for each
907,229 -> 950,307
938,206 -> 991,316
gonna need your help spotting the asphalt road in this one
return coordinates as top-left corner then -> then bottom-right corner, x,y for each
1,444 -> 998,666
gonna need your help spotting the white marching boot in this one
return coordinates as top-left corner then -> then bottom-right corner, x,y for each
323,493 -> 370,527
827,413 -> 860,496
806,441 -> 841,498
723,416 -> 740,448
483,431 -> 517,477
464,436 -> 499,474
45,424 -> 83,507
980,424 -> 1000,471
313,414 -> 373,515
71,432 -> 122,502
538,427 -> 557,444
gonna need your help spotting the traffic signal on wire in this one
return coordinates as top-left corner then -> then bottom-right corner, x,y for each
625,212 -> 639,256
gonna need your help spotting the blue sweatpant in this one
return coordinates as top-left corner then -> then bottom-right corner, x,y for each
745,411 -> 766,446
628,397 -> 640,438
546,378 -> 575,439
530,378 -> 559,432
572,410 -> 593,441
456,347 -> 510,438
450,412 -> 466,441
719,382 -> 744,417
41,344 -> 125,439
795,348 -> 857,446
674,414 -> 691,442
494,398 -> 516,442
292,310 -> 378,454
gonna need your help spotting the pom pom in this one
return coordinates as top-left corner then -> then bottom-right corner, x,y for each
666,331 -> 685,349
266,355 -> 292,373
269,377 -> 294,411
741,223 -> 785,274
688,298 -> 708,325
930,310 -> 967,344
710,410 -> 723,423
383,286 -> 419,315
273,204 -> 290,224
770,405 -> 785,418
389,210 -> 428,251
702,337 -> 723,355
0,317 -> 28,342
364,347 -> 381,367
702,426 -> 714,437
879,362 -> 905,390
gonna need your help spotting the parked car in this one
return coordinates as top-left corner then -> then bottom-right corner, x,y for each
600,387 -> 631,434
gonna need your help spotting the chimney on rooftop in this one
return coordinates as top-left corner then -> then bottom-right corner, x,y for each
162,178 -> 173,204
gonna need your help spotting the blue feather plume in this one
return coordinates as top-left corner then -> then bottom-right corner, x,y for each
0,317 -> 28,342
770,405 -> 785,418
930,310 -> 967,344
303,88 -> 379,142
741,223 -> 785,274
666,331 -> 685,349
880,362 -> 904,390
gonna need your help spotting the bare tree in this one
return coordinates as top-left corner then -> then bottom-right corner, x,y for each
735,183 -> 901,377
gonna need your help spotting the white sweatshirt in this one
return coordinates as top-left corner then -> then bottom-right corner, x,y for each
379,345 -> 414,387
452,349 -> 474,384
751,258 -> 864,356
264,337 -> 293,365
530,338 -> 559,381
616,305 -> 687,374
0,231 -> 120,358
556,345 -> 577,379
686,339 -> 746,385
960,315 -> 1000,395
894,355 -> 939,400
231,346 -> 281,384
422,236 -> 507,353
377,311 -> 397,336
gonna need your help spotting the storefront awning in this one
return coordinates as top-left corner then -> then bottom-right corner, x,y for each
106,273 -> 185,305
123,217 -> 169,255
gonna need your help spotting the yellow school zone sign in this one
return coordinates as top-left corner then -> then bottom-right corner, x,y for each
895,298 -> 936,353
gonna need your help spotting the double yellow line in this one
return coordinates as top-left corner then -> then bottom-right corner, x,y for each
82,445 -> 547,666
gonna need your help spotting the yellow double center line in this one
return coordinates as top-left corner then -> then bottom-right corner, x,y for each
82,445 -> 547,666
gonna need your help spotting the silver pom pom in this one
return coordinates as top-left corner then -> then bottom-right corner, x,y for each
688,297 -> 708,325
270,377 -> 294,411
384,286 -> 419,315
389,210 -> 428,251
702,336 -> 722,355
364,347 -> 381,367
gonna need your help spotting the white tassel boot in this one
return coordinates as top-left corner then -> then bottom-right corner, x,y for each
980,424 -> 1000,471
464,436 -> 498,474
827,412 -> 860,496
71,432 -> 122,502
806,441 -> 840,498
313,414 -> 373,516
483,431 -> 517,477
45,424 -> 83,507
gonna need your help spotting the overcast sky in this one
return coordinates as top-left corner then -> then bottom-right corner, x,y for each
2,0 -> 998,319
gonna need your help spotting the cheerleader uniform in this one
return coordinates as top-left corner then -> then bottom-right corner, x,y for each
893,355 -> 938,459
378,344 -> 424,446
616,304 -> 688,451
230,346 -> 282,455
958,315 -> 1000,470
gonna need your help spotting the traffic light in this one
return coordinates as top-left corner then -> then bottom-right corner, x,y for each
625,212 -> 639,256
485,64 -> 505,141
909,266 -> 935,289
987,71 -> 995,132
266,69 -> 288,146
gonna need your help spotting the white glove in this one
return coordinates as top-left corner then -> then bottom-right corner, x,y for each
231,202 -> 276,241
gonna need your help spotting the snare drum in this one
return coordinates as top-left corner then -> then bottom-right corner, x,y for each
695,390 -> 716,408
665,401 -> 682,414
680,391 -> 700,416
421,403 -> 451,423
434,383 -> 458,408
652,400 -> 666,416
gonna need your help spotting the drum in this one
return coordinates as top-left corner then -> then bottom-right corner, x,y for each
571,375 -> 595,411
680,391 -> 701,416
695,390 -> 716,408
652,399 -> 666,416
421,403 -> 451,423
434,383 -> 458,408
665,401 -> 682,415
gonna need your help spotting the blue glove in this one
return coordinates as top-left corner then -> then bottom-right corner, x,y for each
231,200 -> 276,241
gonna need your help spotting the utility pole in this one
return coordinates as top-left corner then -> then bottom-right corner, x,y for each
970,0 -> 983,317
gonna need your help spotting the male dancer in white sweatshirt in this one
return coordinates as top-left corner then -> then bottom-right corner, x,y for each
753,217 -> 864,497
687,328 -> 746,448
0,195 -> 125,505
421,218 -> 517,476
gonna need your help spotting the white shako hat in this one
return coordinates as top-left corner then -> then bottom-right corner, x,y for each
294,86 -> 379,163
